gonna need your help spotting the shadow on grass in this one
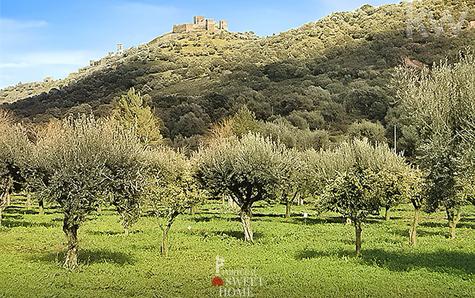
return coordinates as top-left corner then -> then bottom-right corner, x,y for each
295,248 -> 475,275
87,230 -> 125,236
189,214 -> 226,223
87,229 -> 144,236
31,249 -> 135,266
1,218 -> 57,228
195,229 -> 264,241
392,227 -> 442,238
420,221 -> 475,229
5,205 -> 61,215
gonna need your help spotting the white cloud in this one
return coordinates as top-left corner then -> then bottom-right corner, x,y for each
0,18 -> 48,30
0,50 -> 94,69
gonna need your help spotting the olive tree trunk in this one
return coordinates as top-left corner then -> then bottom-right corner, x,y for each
160,210 -> 178,257
0,191 -> 7,227
38,199 -> 44,216
285,201 -> 291,218
447,208 -> 461,239
63,219 -> 79,269
240,207 -> 253,242
384,207 -> 390,221
409,207 -> 420,246
354,220 -> 362,256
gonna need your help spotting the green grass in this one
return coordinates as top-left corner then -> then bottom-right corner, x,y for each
0,199 -> 474,298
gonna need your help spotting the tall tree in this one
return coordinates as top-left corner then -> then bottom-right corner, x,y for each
0,111 -> 31,226
113,88 -> 162,146
396,53 -> 475,239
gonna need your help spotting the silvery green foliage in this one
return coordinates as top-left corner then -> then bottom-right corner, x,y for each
317,139 -> 411,218
396,53 -> 475,214
194,133 -> 288,208
194,133 -> 288,241
0,112 -> 32,225
33,116 -> 148,267
278,149 -> 307,208
146,147 -> 203,217
145,148 -> 204,255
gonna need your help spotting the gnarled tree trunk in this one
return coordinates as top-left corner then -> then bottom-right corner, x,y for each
409,207 -> 420,246
285,201 -> 291,218
447,208 -> 461,239
240,207 -> 253,242
5,192 -> 11,206
63,218 -> 79,269
354,220 -> 362,256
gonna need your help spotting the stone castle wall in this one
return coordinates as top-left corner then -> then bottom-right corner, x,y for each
173,16 -> 228,33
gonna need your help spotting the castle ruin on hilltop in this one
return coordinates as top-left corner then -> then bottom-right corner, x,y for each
173,16 -> 228,33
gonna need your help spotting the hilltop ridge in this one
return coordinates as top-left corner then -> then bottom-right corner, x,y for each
1,0 -> 474,148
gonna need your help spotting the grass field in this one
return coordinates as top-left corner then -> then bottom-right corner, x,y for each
0,198 -> 474,298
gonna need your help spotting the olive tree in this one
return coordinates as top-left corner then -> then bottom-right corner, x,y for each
318,139 -> 413,255
195,133 -> 287,242
146,148 -> 203,256
103,121 -> 148,236
321,168 -> 378,256
0,111 -> 31,226
36,116 -> 146,269
396,54 -> 475,239
279,149 -> 307,218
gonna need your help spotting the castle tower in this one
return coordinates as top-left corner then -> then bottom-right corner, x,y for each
218,20 -> 228,31
117,43 -> 124,54
206,19 -> 216,32
194,16 -> 205,25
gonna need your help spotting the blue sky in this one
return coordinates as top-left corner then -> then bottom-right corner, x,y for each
0,0 -> 398,88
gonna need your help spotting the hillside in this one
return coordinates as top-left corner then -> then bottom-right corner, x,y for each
1,0 -> 474,147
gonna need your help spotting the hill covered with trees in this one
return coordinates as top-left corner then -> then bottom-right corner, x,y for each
1,0 -> 474,150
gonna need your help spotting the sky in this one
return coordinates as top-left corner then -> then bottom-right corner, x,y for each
0,0 -> 399,88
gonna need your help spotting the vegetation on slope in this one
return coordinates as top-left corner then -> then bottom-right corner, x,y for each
1,0 -> 474,151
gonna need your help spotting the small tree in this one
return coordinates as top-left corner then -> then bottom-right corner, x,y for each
146,148 -> 203,256
318,139 -> 412,255
113,88 -> 162,146
279,150 -> 307,218
321,168 -> 378,256
373,170 -> 403,220
195,133 -> 286,242
347,120 -> 387,145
